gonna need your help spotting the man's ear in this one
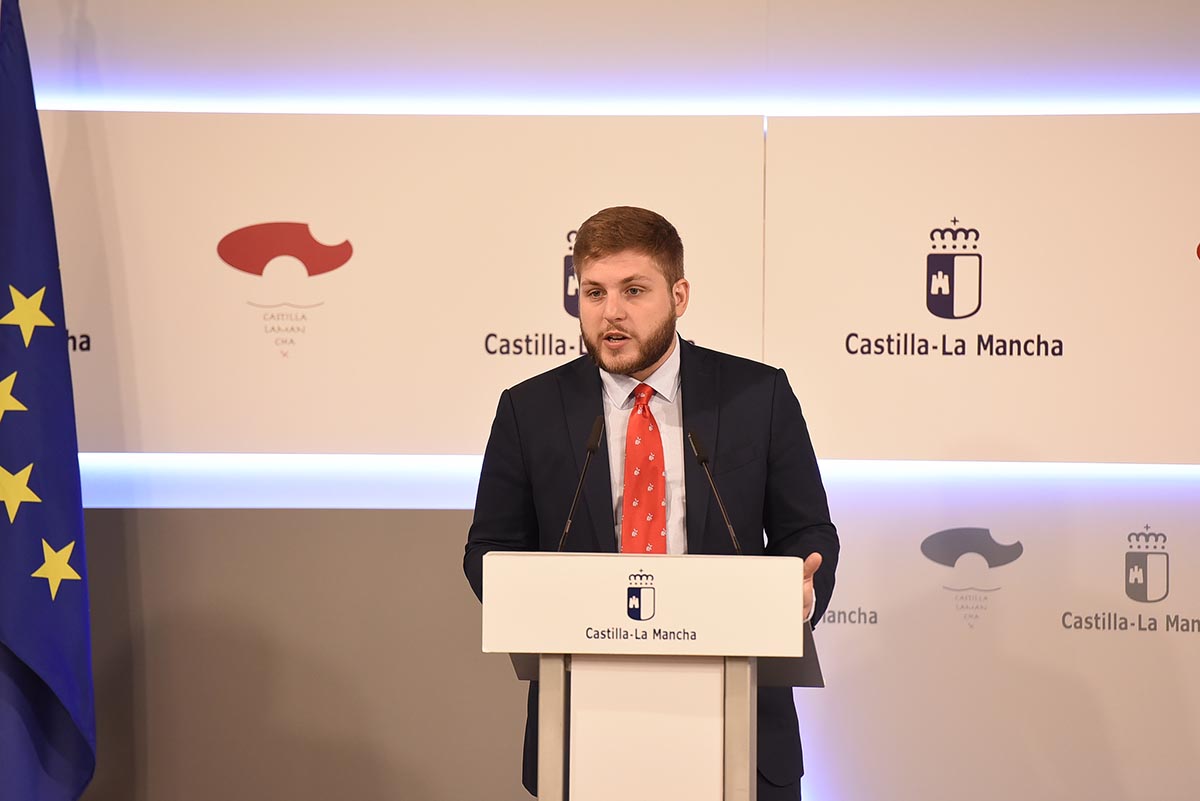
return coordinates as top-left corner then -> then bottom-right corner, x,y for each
672,278 -> 691,317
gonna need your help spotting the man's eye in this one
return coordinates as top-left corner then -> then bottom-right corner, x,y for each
586,289 -> 604,299
626,287 -> 643,296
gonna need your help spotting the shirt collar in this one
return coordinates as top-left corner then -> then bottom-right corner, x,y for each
599,335 -> 682,409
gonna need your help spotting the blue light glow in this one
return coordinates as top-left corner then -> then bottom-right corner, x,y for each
818,459 -> 1200,483
35,91 -> 1200,117
78,454 -> 1200,510
79,453 -> 484,510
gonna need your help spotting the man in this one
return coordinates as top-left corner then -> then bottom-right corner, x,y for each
464,206 -> 839,800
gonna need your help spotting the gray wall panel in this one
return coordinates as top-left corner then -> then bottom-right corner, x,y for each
83,509 -> 527,801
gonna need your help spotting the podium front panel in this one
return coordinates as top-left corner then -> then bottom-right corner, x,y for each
568,655 -> 725,801
483,552 -> 805,657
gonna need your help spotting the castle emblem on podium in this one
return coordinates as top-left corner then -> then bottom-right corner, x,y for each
563,229 -> 580,319
1125,526 -> 1169,603
627,571 -> 656,621
926,220 -> 982,320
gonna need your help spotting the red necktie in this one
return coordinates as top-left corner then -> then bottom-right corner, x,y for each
621,383 -> 667,554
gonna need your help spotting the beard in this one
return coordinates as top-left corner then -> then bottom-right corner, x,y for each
583,311 -> 678,377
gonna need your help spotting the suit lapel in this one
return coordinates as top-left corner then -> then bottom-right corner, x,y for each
558,357 -> 617,553
680,339 -> 718,555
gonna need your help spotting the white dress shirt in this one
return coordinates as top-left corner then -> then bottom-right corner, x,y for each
599,337 -> 687,554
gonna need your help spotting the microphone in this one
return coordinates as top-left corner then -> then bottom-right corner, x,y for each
687,432 -> 742,555
557,416 -> 605,552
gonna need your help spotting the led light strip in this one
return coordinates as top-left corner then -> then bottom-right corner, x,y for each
78,453 -> 484,509
77,453 -> 1200,509
36,92 -> 1200,117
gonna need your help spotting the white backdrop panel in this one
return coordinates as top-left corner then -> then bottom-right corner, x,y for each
802,466 -> 1200,800
41,112 -> 765,453
764,115 -> 1200,463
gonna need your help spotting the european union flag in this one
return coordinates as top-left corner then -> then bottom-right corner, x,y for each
0,0 -> 97,798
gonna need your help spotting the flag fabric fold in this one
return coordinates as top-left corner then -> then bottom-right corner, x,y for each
0,1 -> 97,798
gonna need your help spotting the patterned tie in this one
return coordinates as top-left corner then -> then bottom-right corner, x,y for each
621,383 -> 667,554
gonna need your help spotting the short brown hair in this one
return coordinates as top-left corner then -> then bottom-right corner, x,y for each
573,206 -> 684,285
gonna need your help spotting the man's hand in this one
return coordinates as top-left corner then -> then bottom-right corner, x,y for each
802,552 -> 823,623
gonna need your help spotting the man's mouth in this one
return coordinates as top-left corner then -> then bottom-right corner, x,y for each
603,331 -> 630,344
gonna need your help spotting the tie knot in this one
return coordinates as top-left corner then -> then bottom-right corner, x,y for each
632,383 -> 654,410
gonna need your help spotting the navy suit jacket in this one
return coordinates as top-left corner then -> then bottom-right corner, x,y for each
464,338 -> 839,794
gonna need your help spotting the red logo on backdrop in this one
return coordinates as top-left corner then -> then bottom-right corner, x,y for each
217,222 -> 352,276
217,222 -> 353,359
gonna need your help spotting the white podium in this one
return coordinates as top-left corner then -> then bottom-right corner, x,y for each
483,552 -> 823,801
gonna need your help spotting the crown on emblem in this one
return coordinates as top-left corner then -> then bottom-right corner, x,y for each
929,227 -> 980,242
929,226 -> 981,252
1128,528 -> 1167,550
628,571 -> 655,586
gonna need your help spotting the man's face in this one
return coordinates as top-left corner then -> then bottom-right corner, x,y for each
578,250 -> 689,380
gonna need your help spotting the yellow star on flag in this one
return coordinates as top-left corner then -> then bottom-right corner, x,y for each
0,371 -> 29,423
31,539 -> 82,601
0,285 -> 56,346
0,463 -> 41,523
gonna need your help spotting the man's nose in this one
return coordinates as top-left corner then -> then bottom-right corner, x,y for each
602,294 -> 627,321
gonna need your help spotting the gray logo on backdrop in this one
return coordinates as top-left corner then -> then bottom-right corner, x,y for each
1126,526 -> 1169,603
921,527 -> 1023,628
1060,525 -> 1197,634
